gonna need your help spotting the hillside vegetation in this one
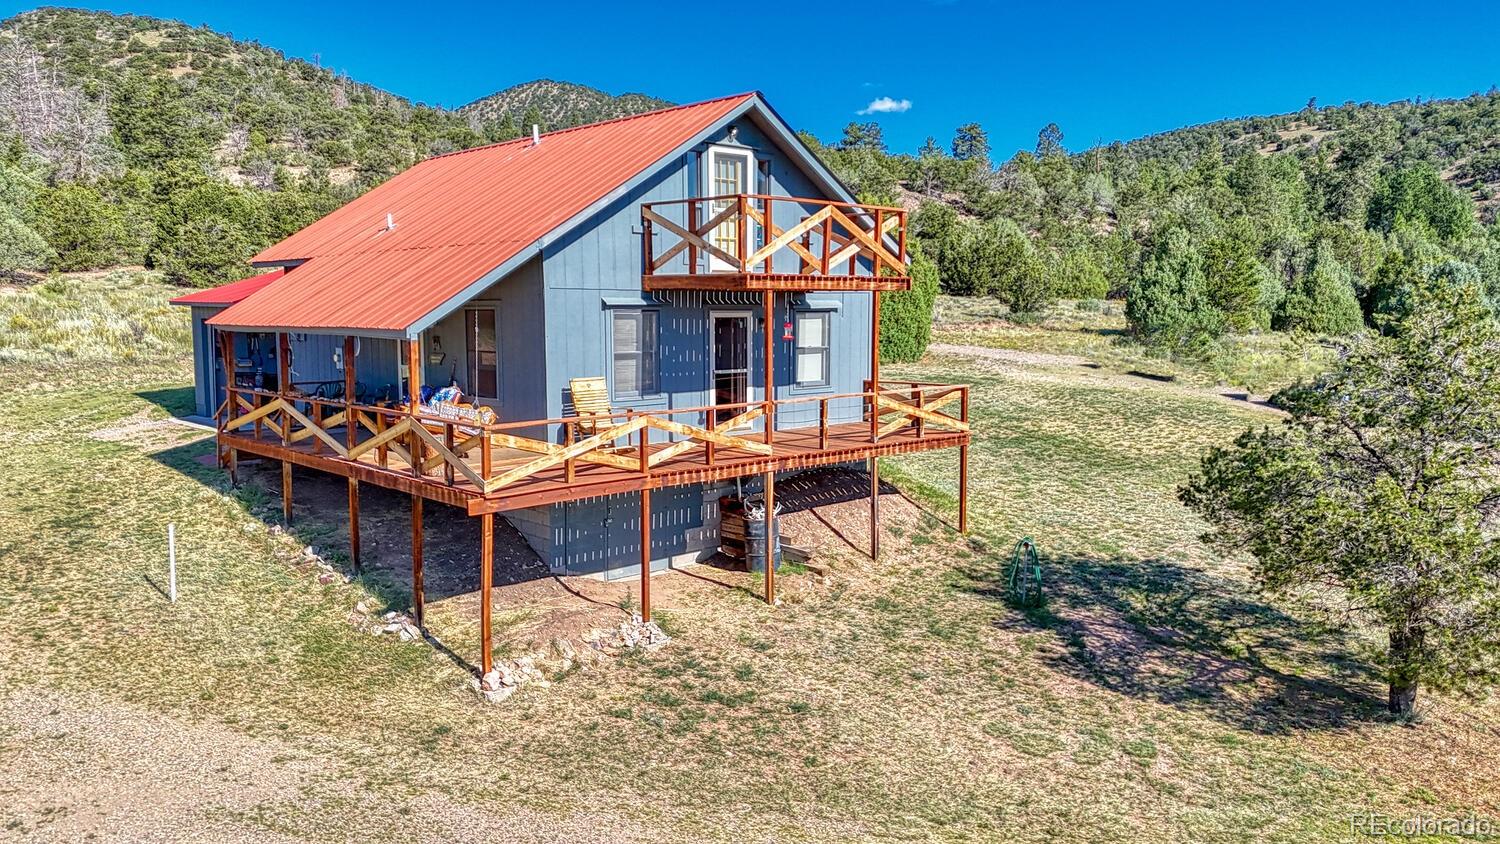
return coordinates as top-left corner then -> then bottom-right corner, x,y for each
809,93 -> 1500,359
458,80 -> 670,135
3,4 -> 1500,367
0,8 -> 660,287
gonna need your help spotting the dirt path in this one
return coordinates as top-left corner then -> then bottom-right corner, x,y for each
0,687 -> 655,843
926,342 -> 1284,415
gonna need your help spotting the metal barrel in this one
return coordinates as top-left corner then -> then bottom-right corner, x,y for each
746,501 -> 783,575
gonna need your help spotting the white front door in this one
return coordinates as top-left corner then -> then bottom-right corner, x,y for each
706,146 -> 754,272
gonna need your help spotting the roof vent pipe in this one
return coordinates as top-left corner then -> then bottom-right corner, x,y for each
531,124 -> 541,146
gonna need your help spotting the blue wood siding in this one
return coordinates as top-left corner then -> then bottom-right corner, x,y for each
419,256 -> 546,427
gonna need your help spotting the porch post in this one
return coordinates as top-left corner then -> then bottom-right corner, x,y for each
479,512 -> 494,678
278,331 -> 293,525
764,470 -> 776,605
640,488 -> 652,622
405,338 -> 422,479
345,336 -> 360,571
869,290 -> 881,559
959,387 -> 970,535
219,330 -> 238,486
869,291 -> 881,443
763,292 -> 775,444
958,446 -> 969,535
347,479 -> 361,570
411,495 -> 424,627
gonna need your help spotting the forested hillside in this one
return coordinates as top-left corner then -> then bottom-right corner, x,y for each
3,3 -> 1499,356
458,80 -> 670,136
809,92 -> 1500,350
0,8 -> 660,286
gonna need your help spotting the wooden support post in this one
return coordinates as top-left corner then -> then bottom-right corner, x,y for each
643,214 -> 654,272
480,512 -> 494,678
277,332 -> 292,445
736,195 -> 748,272
763,197 -> 773,274
870,457 -> 880,561
820,216 -> 832,275
687,200 -> 698,274
281,459 -> 293,526
764,470 -> 776,605
347,478 -> 361,571
870,291 -> 881,443
764,292 -> 775,445
220,330 -> 238,485
819,398 -> 828,450
406,338 -> 422,479
897,209 -> 908,263
411,495 -> 424,627
872,209 -> 884,278
959,387 -> 969,535
343,336 -> 357,451
958,445 -> 969,535
640,487 -> 652,622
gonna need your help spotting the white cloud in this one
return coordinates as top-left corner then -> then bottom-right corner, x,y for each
857,96 -> 912,116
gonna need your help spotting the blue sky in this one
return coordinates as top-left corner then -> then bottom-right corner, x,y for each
6,1 -> 1500,157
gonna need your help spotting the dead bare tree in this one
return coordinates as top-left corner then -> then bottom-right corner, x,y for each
0,34 -> 119,182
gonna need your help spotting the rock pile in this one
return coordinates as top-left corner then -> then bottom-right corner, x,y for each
584,615 -> 671,653
352,603 -> 422,642
476,655 -> 552,704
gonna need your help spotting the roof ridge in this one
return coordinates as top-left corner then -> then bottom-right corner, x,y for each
428,91 -> 758,161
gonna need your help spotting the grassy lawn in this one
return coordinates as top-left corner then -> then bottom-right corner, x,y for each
931,296 -> 1334,396
0,274 -> 1495,842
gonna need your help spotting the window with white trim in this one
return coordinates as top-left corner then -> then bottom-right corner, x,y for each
612,309 -> 659,398
795,311 -> 831,387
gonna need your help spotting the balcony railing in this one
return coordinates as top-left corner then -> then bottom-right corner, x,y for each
640,194 -> 909,289
217,381 -> 966,503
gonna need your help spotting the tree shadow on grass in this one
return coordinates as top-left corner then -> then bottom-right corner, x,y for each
951,548 -> 1387,734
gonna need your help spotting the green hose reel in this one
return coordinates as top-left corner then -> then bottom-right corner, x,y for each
1006,537 -> 1043,607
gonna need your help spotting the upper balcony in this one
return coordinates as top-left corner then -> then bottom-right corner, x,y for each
641,194 -> 909,292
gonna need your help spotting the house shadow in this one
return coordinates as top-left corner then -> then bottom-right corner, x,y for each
774,466 -> 898,514
136,386 -> 198,417
950,549 -> 1387,735
146,437 -> 557,609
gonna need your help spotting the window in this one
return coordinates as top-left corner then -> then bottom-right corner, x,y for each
795,312 -> 830,387
464,308 -> 498,399
612,310 -> 659,398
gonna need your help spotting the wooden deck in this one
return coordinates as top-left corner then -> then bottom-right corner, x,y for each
640,193 -> 908,292
221,411 -> 966,515
217,382 -> 969,516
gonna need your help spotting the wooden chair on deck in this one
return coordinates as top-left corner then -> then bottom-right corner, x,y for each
568,376 -> 621,440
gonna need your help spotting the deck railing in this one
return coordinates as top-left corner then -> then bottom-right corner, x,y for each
218,381 -> 967,498
640,193 -> 908,280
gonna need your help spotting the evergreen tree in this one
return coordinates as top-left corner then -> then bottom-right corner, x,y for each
951,123 -> 989,165
32,182 -> 127,270
1182,275 -> 1500,716
1276,241 -> 1365,334
1127,228 -> 1226,349
879,244 -> 940,362
1035,122 -> 1065,159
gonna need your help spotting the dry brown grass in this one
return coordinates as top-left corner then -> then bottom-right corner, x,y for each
0,280 -> 1496,842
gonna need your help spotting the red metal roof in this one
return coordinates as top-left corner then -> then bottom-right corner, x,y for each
168,269 -> 285,307
208,93 -> 756,334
